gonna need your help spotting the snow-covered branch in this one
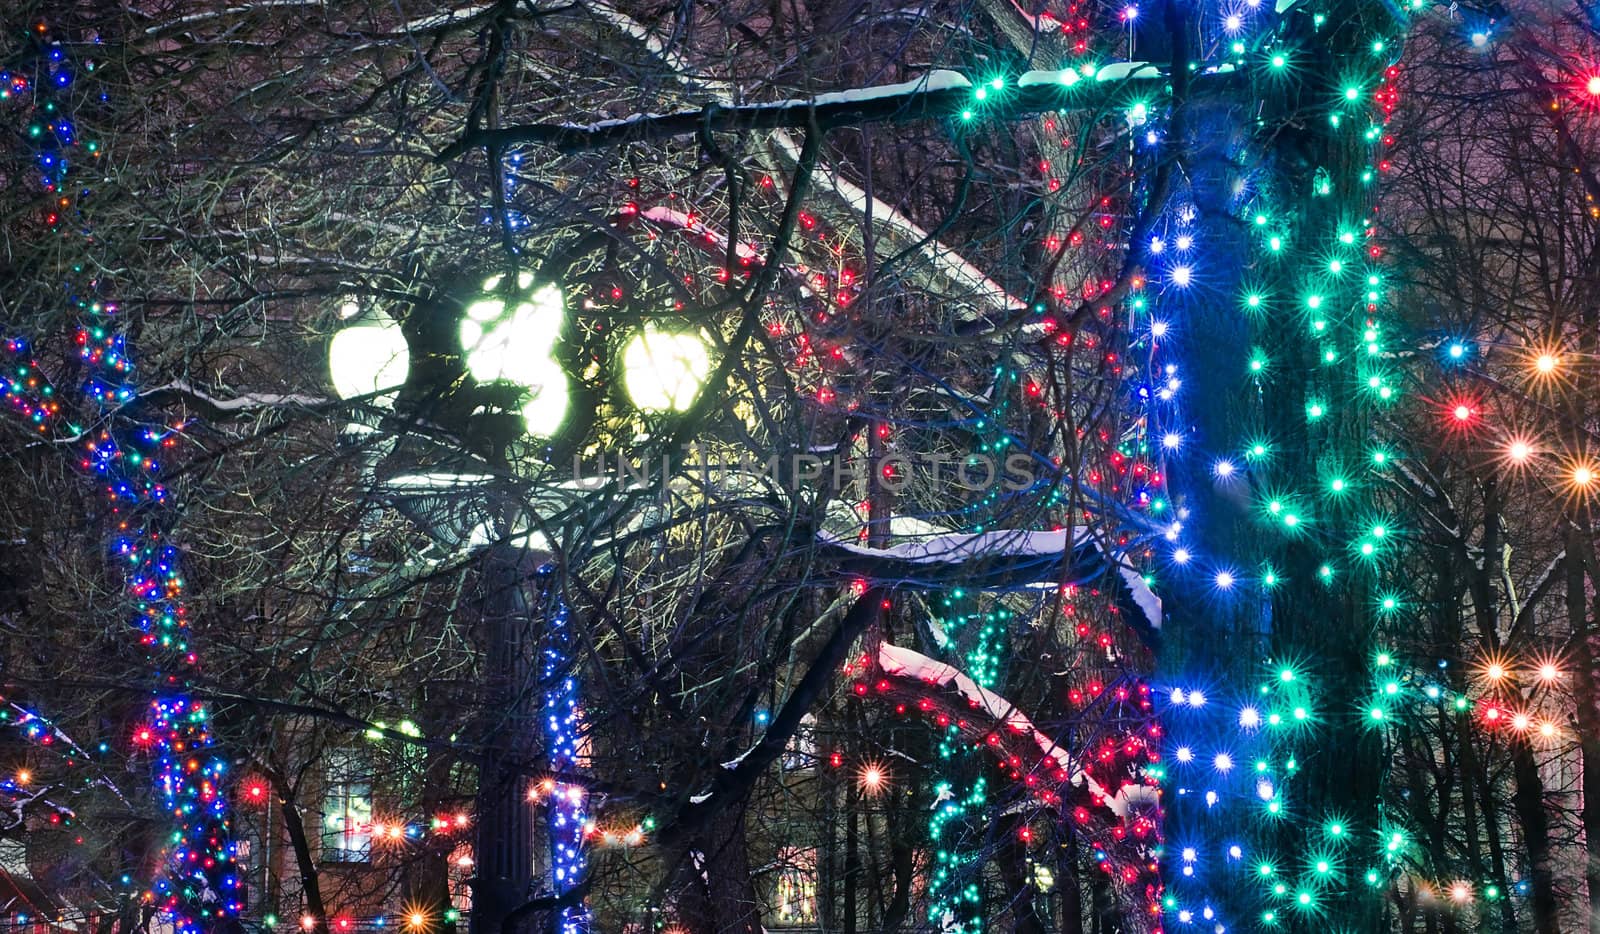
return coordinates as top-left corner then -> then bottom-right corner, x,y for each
437,65 -> 1230,158
818,526 -> 1161,634
140,380 -> 330,419
876,643 -> 1160,818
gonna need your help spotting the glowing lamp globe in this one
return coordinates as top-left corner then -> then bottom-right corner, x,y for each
459,273 -> 570,437
622,327 -> 713,412
328,314 -> 410,401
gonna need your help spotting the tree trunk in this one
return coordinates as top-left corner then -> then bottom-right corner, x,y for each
277,791 -> 329,934
673,809 -> 761,934
1510,741 -> 1559,933
1564,522 -> 1600,932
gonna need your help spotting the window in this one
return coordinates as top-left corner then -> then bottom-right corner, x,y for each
447,842 -> 475,915
321,750 -> 372,862
780,713 -> 816,771
768,846 -> 818,926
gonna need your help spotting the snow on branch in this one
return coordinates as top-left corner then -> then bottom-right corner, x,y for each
637,207 -> 765,264
578,0 -> 735,104
769,131 -> 1024,315
818,525 -> 1160,634
140,379 -> 329,419
436,65 -> 1216,158
877,643 -> 1159,818
141,0 -> 332,37
822,526 -> 1090,564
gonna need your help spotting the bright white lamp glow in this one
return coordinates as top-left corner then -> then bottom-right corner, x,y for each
328,314 -> 410,401
460,277 -> 566,386
622,327 -> 713,412
459,274 -> 570,437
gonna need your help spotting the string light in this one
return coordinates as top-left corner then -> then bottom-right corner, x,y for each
2,27 -> 239,934
857,762 -> 889,796
537,569 -> 589,934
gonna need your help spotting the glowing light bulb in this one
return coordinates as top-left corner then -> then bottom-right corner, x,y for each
1170,265 -> 1193,287
1485,663 -> 1506,681
1507,439 -> 1532,463
1215,571 -> 1235,589
1574,465 -> 1595,488
1539,663 -> 1559,681
1214,753 -> 1234,772
1587,74 -> 1600,96
1214,459 -> 1236,477
1535,353 -> 1558,374
859,764 -> 887,794
623,326 -> 713,412
1189,689 -> 1207,707
1176,746 -> 1195,763
1239,707 -> 1261,729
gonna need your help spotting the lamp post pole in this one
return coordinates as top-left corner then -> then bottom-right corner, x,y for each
472,539 -> 543,934
328,280 -> 712,934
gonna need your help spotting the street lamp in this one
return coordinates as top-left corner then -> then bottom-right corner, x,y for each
621,326 -> 713,413
325,272 -> 714,934
459,273 -> 570,438
330,280 -> 714,431
327,303 -> 409,402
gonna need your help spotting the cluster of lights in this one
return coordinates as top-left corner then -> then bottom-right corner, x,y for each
534,568 -> 590,934
1123,0 -> 1441,927
240,775 -> 479,842
635,154 -> 1182,934
1,26 -> 239,934
858,590 -> 1161,930
1362,650 -> 1570,743
262,907 -> 463,933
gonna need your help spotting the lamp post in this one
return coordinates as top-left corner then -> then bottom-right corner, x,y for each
328,275 -> 711,934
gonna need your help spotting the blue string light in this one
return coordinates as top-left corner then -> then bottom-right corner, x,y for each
536,566 -> 589,934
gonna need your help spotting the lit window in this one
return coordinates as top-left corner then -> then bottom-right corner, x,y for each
321,751 -> 373,862
768,846 -> 819,926
781,714 -> 817,771
448,842 -> 475,914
